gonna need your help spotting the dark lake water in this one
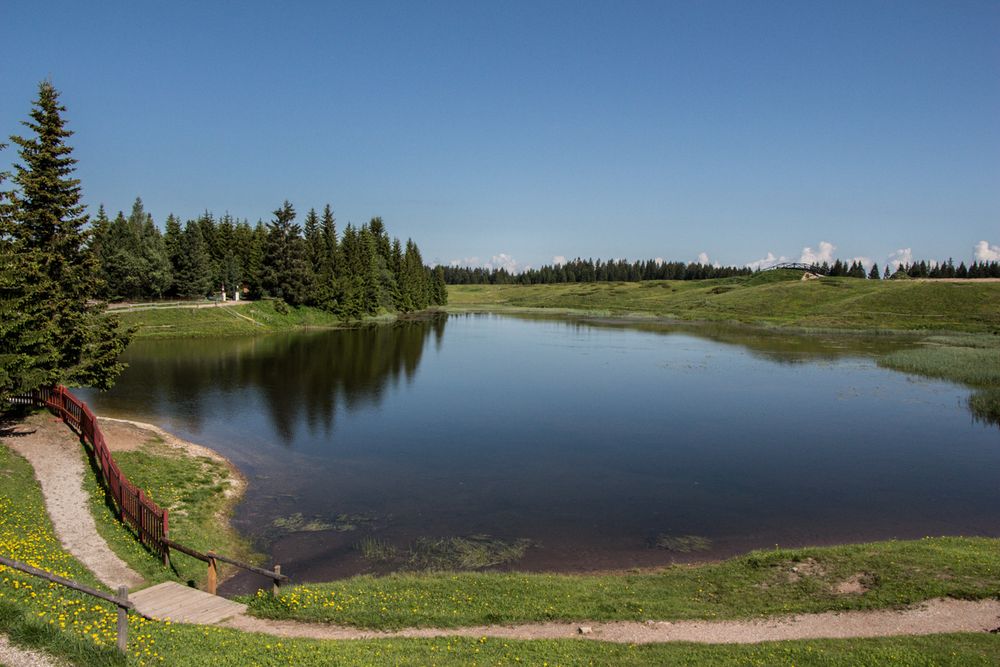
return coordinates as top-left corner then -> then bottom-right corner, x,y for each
79,314 -> 1000,590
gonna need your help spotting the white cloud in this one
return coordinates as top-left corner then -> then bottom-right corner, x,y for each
653,257 -> 664,266
799,241 -> 836,265
486,253 -> 527,273
848,256 -> 873,271
695,252 -> 720,268
745,252 -> 787,271
448,253 -> 529,273
888,247 -> 913,271
974,240 -> 1000,262
552,255 -> 567,266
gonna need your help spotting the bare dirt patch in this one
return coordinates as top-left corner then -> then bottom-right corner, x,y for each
786,557 -> 825,583
835,572 -> 873,595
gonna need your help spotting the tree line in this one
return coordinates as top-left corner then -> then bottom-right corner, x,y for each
446,256 -> 1000,285
444,257 -> 753,285
92,197 -> 447,316
816,258 -> 1000,280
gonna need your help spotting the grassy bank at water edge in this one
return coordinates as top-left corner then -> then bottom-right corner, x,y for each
446,275 -> 1000,331
84,429 -> 254,588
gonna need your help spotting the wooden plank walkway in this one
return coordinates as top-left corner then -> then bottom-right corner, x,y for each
130,582 -> 247,624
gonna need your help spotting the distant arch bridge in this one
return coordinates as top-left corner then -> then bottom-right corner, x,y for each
763,262 -> 829,275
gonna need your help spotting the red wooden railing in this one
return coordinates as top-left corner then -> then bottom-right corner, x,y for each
14,386 -> 170,562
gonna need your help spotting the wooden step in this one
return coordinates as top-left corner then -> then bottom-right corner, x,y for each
130,582 -> 247,624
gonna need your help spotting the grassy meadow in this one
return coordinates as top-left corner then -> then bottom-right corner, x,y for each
445,273 -> 1000,332
112,300 -> 345,339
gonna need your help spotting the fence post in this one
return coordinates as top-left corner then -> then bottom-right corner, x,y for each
207,553 -> 218,595
116,586 -> 129,655
162,509 -> 170,568
272,564 -> 281,597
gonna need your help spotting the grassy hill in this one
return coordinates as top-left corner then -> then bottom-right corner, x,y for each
112,300 -> 347,339
446,273 -> 1000,332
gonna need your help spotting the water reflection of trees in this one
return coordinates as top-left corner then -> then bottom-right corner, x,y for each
114,315 -> 445,444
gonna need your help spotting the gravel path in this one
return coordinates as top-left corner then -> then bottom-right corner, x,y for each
3,413 -> 144,590
0,633 -> 64,667
223,598 -> 1000,643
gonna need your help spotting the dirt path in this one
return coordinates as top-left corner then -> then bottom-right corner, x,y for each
0,634 -> 64,667
221,598 -> 1000,644
2,413 -> 144,590
106,300 -> 249,313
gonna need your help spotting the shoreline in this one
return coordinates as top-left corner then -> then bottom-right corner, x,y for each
94,416 -> 250,585
97,416 -> 248,503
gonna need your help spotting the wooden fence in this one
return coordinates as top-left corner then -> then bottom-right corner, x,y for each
13,386 -> 170,562
10,385 -> 290,595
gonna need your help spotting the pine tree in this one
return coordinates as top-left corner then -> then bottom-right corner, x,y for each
163,214 -> 184,295
101,210 -> 144,298
319,204 -> 338,275
174,221 -> 213,297
336,223 -> 380,318
5,81 -> 130,391
303,207 -> 324,275
400,238 -> 430,311
868,263 -> 880,280
431,265 -> 448,305
1,143 -> 58,398
262,201 -> 313,305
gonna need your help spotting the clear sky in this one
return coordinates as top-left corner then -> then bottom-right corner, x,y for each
2,1 -> 997,271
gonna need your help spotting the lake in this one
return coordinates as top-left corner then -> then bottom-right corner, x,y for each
79,314 -> 1000,591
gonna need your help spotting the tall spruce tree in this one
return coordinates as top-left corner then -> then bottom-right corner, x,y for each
1,143 -> 58,398
173,221 -> 213,297
5,81 -> 130,391
262,201 -> 313,305
163,214 -> 184,295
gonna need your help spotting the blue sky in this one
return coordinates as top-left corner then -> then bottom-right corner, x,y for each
2,1 -> 997,271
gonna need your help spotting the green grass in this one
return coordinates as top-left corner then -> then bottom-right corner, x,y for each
446,279 -> 1000,331
879,338 -> 1000,386
3,440 -> 1000,665
246,536 -> 1000,629
114,300 -> 344,339
86,436 -> 254,588
877,334 -> 1000,424
110,631 -> 1000,666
